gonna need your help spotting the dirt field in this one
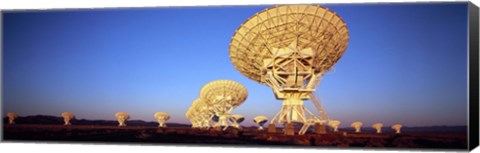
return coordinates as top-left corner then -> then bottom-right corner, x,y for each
2,124 -> 467,150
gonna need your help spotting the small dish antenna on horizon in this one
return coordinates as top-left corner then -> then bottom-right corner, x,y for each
328,120 -> 341,132
351,121 -> 363,133
253,116 -> 268,131
115,112 -> 130,127
372,123 -> 383,133
392,124 -> 402,134
61,112 -> 75,126
7,112 -> 18,124
154,112 -> 170,128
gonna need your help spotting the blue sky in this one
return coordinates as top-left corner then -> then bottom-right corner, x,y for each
2,3 -> 469,127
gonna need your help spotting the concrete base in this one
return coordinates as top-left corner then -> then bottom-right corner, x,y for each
213,126 -> 223,131
284,123 -> 295,135
268,124 -> 276,133
315,123 -> 327,134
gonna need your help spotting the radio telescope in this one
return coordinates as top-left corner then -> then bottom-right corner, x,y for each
186,106 -> 201,128
372,123 -> 383,133
229,114 -> 245,129
7,112 -> 17,124
350,121 -> 363,133
154,112 -> 170,128
200,80 -> 248,130
61,112 -> 75,126
186,99 -> 201,128
254,116 -> 268,131
186,98 -> 215,129
115,112 -> 130,127
392,124 -> 402,134
229,5 -> 349,135
328,120 -> 341,132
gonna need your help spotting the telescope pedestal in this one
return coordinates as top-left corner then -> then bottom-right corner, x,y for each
284,123 -> 295,135
315,123 -> 327,134
217,115 -> 230,131
157,119 -> 165,127
64,119 -> 71,126
213,126 -> 223,131
268,124 -> 276,133
277,94 -> 307,124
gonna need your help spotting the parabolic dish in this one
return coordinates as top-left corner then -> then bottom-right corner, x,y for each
194,101 -> 213,113
254,116 -> 268,125
61,112 -> 74,117
154,112 -> 170,119
229,5 -> 349,84
199,80 -> 248,106
191,98 -> 204,108
229,114 -> 245,123
115,112 -> 130,119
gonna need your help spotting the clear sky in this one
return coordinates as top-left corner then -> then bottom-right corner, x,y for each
2,2 -> 469,127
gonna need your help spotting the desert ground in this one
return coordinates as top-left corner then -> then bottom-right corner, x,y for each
2,124 -> 467,150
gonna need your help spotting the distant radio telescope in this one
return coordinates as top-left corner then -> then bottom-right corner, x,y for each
185,106 -> 200,128
185,99 -> 200,128
186,98 -> 214,129
350,121 -> 363,133
7,112 -> 18,124
229,114 -> 245,129
372,123 -> 383,133
392,124 -> 402,134
200,80 -> 248,130
115,112 -> 130,127
229,5 -> 349,135
328,120 -> 341,132
154,112 -> 170,128
61,112 -> 75,126
253,116 -> 268,131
